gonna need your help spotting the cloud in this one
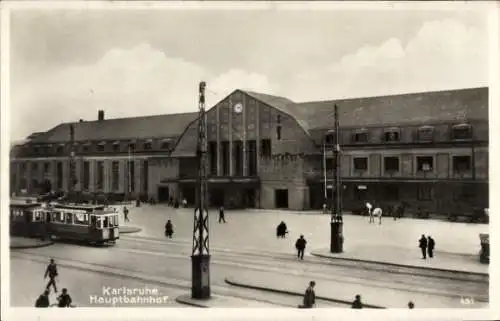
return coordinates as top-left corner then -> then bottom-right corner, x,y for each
286,19 -> 488,102
10,43 -> 276,140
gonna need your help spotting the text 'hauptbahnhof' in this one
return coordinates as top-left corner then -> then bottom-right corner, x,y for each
10,87 -> 488,216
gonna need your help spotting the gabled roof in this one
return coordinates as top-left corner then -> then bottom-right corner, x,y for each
30,112 -> 199,143
285,87 -> 488,131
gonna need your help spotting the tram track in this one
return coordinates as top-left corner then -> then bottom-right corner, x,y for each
115,236 -> 488,301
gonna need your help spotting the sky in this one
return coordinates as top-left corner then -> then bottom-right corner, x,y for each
8,3 -> 490,142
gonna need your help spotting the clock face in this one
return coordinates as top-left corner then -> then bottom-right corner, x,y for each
233,103 -> 243,114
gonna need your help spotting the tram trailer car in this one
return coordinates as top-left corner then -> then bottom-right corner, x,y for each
10,202 -> 48,238
48,203 -> 120,245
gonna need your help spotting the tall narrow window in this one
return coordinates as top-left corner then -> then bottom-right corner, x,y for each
111,161 -> 119,191
416,156 -> 434,172
96,161 -> 104,190
276,126 -> 282,140
56,162 -> 63,189
143,161 -> 149,192
221,141 -> 230,176
384,157 -> 399,173
247,140 -> 257,176
208,142 -> 217,176
83,161 -> 90,190
128,160 -> 135,193
261,139 -> 271,157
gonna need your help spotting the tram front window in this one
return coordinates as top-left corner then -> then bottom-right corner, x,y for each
103,217 -> 109,228
90,215 -> 98,229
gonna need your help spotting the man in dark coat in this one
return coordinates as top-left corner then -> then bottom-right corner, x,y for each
299,281 -> 316,308
218,206 -> 226,223
276,221 -> 288,238
44,258 -> 58,293
35,290 -> 50,307
165,220 -> 174,238
351,294 -> 363,309
295,235 -> 307,260
419,235 -> 428,259
57,288 -> 72,307
427,236 -> 435,258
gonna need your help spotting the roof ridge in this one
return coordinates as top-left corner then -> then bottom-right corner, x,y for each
294,86 -> 488,106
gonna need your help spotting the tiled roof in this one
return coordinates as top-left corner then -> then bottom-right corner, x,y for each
284,87 -> 488,131
30,112 -> 199,143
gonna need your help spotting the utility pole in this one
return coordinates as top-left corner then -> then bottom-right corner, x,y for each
191,81 -> 211,299
68,124 -> 77,195
330,104 -> 343,253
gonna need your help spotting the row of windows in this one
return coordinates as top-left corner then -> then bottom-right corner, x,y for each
327,123 -> 474,144
27,140 -> 173,156
346,155 -> 472,173
353,185 -> 471,202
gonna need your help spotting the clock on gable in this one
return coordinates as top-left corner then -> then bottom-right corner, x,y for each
233,102 -> 243,114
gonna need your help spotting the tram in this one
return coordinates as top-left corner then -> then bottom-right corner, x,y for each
9,200 -> 120,246
10,201 -> 48,238
48,203 -> 120,245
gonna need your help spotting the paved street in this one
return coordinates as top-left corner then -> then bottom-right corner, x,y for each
118,204 -> 487,258
10,216 -> 488,308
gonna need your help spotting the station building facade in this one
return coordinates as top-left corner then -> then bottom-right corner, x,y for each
10,87 -> 489,214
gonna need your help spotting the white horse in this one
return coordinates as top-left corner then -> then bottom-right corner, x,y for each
372,207 -> 383,225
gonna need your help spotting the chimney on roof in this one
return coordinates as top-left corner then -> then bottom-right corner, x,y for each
98,110 -> 104,121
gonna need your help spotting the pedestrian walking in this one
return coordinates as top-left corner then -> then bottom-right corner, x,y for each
123,206 -> 130,223
366,202 -> 374,223
276,221 -> 288,238
427,236 -> 435,258
44,258 -> 58,293
35,290 -> 50,308
298,281 -> 316,308
165,219 -> 174,239
351,294 -> 363,309
57,288 -> 73,307
408,301 -> 415,309
218,206 -> 226,223
373,206 -> 383,225
418,235 -> 427,259
295,235 -> 307,260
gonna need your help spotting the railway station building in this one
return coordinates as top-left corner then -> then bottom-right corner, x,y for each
10,87 -> 489,215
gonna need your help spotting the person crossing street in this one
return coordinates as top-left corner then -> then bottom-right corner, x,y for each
44,258 -> 58,293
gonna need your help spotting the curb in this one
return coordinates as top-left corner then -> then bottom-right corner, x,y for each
311,251 -> 489,278
224,277 -> 384,309
120,226 -> 142,234
10,240 -> 54,250
174,295 -> 206,308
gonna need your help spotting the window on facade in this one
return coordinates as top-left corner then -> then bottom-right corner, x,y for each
161,141 -> 170,149
417,126 -> 434,141
276,126 -> 282,140
56,145 -> 64,154
56,162 -> 63,189
31,162 -> 38,172
384,129 -> 400,142
97,143 -> 105,152
208,142 -> 217,176
82,144 -> 90,153
416,156 -> 434,172
128,161 -> 135,193
353,131 -> 368,143
452,124 -> 472,140
143,161 -> 149,192
353,157 -> 368,171
44,162 -> 50,174
453,156 -> 472,173
112,142 -> 120,152
128,143 -> 136,152
144,141 -> 152,150
111,161 -> 119,191
324,131 -> 335,145
248,140 -> 257,176
384,156 -> 399,172
83,161 -> 90,190
33,146 -> 39,154
96,161 -> 104,190
417,186 -> 433,200
20,163 -> 26,172
261,139 -> 271,157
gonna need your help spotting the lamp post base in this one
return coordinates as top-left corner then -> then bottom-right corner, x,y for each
191,254 -> 211,299
330,221 -> 343,253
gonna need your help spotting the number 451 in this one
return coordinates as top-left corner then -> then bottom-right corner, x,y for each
461,297 -> 475,305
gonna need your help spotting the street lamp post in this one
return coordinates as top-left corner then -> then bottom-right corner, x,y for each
330,104 -> 343,253
191,81 -> 211,299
